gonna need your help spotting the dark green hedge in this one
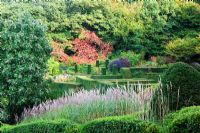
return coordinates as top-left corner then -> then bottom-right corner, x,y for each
130,67 -> 167,74
164,106 -> 200,133
80,117 -> 161,133
76,76 -> 114,90
162,62 -> 200,111
130,67 -> 167,78
121,68 -> 133,79
0,120 -> 79,133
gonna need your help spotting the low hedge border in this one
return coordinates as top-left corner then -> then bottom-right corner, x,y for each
164,106 -> 200,133
76,76 -> 114,90
3,106 -> 200,133
0,119 -> 79,133
121,68 -> 133,79
80,116 -> 161,133
130,67 -> 167,73
130,67 -> 167,78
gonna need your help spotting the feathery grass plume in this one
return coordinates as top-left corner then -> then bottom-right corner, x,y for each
20,83 -> 156,124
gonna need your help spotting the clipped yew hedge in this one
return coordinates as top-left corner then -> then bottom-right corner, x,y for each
80,116 -> 161,133
164,106 -> 200,133
162,62 -> 200,111
0,120 -> 79,133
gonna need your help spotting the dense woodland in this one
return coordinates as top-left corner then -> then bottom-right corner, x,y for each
0,0 -> 200,62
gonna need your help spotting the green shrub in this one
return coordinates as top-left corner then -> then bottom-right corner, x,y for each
112,64 -> 118,75
162,62 -> 200,111
164,106 -> 200,133
121,68 -> 132,79
96,60 -> 100,67
0,14 -> 52,123
0,119 -> 79,133
59,63 -> 68,73
74,64 -> 78,73
0,96 -> 9,123
87,65 -> 92,74
166,37 -> 200,62
48,58 -> 61,76
81,116 -> 161,133
101,67 -> 106,75
105,59 -> 109,69
115,51 -> 142,66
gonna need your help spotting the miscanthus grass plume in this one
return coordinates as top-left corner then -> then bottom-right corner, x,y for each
20,83 -> 157,124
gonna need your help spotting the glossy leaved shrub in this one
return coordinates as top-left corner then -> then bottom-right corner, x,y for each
0,14 -> 52,123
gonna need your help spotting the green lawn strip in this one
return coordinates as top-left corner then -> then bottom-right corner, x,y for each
98,78 -> 157,84
91,75 -> 122,79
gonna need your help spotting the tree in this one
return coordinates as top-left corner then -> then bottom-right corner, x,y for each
166,37 -> 200,62
71,30 -> 112,64
0,14 -> 52,123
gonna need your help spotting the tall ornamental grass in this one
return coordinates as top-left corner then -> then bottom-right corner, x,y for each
20,83 -> 155,124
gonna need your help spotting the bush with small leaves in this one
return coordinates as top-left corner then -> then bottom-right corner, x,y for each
0,119 -> 79,133
81,116 -> 161,133
162,62 -> 200,111
164,106 -> 200,133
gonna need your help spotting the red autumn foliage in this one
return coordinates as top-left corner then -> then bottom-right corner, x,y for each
50,30 -> 112,64
51,41 -> 68,63
72,30 -> 112,64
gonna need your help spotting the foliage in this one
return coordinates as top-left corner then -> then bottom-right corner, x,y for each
51,41 -> 69,63
166,37 -> 200,62
81,116 -> 161,133
121,68 -> 132,79
101,67 -> 106,75
162,62 -> 200,111
164,106 -> 200,133
0,0 -> 200,57
0,97 -> 9,123
0,119 -> 79,133
48,58 -> 60,76
0,14 -> 52,123
108,58 -> 131,71
139,61 -> 159,67
72,30 -> 112,64
112,51 -> 142,66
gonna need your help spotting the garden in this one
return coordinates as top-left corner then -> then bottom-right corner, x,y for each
0,0 -> 200,133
